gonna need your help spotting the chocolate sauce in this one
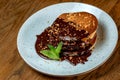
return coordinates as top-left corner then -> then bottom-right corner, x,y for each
35,18 -> 92,65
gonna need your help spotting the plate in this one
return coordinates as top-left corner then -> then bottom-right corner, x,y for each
17,2 -> 118,76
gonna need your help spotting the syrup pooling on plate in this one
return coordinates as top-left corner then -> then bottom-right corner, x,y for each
35,18 -> 93,65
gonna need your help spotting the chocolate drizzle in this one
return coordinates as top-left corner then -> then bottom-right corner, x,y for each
35,18 -> 92,65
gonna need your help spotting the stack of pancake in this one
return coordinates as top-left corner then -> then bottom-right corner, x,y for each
35,12 -> 98,65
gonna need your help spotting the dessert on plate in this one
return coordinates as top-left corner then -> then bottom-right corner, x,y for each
35,12 -> 98,65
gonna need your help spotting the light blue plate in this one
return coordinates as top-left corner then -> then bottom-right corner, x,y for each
17,2 -> 118,76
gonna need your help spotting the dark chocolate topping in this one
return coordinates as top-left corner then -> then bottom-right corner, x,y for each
35,18 -> 92,65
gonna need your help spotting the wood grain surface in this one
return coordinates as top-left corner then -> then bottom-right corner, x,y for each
0,0 -> 120,80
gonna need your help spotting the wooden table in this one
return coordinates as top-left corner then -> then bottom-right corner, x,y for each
0,0 -> 120,80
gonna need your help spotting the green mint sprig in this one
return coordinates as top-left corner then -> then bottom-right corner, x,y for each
40,41 -> 63,60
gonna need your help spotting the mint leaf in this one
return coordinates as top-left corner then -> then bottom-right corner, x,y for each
40,41 -> 63,60
40,50 -> 59,60
55,41 -> 63,56
48,44 -> 56,51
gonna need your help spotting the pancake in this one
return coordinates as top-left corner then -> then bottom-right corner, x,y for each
58,12 -> 98,34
